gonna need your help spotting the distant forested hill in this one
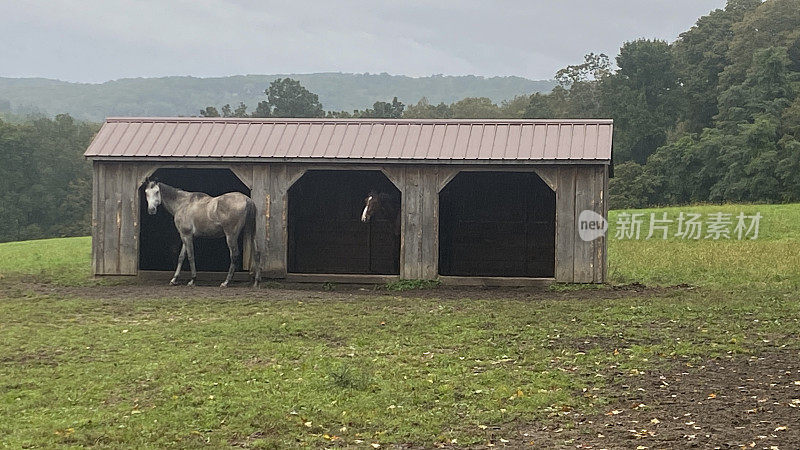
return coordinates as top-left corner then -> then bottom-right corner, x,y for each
0,73 -> 556,122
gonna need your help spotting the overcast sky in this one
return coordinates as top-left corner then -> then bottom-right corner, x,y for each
1,0 -> 726,83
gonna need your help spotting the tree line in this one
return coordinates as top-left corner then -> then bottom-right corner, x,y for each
0,115 -> 97,242
2,0 -> 798,242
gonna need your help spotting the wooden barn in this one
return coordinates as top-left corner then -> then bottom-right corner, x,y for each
84,117 -> 612,285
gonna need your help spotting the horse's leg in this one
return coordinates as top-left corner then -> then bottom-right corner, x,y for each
170,244 -> 187,286
183,235 -> 197,286
221,232 -> 240,288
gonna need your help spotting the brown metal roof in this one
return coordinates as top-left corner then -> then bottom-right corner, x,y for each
84,117 -> 612,162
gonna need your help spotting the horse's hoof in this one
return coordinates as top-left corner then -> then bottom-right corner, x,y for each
187,280 -> 195,287
220,281 -> 229,288
252,281 -> 259,288
169,278 -> 179,286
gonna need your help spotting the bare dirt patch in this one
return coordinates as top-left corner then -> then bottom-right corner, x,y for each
14,278 -> 688,303
517,349 -> 800,449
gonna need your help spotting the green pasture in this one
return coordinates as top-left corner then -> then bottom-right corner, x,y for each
1,204 -> 798,448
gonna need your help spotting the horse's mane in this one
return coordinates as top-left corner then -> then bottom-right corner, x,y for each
156,182 -> 184,202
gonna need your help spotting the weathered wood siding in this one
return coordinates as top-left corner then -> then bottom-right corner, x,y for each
93,161 -> 141,275
385,166 -> 441,280
554,164 -> 607,283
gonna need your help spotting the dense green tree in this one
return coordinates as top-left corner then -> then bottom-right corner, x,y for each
0,115 -> 97,242
199,106 -> 220,117
601,39 -> 681,163
264,78 -> 324,118
716,47 -> 796,129
403,97 -> 453,119
720,0 -> 800,92
671,0 -> 761,132
450,97 -> 501,118
360,97 -> 405,118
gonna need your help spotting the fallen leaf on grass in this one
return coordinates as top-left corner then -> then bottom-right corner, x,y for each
650,418 -> 660,424
707,393 -> 717,399
775,426 -> 787,431
606,409 -> 623,415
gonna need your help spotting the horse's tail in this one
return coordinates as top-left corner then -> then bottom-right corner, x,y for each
243,199 -> 261,286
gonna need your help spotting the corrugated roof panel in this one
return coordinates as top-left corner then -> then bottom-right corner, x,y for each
425,124 -> 446,159
503,124 -> 521,160
543,124 -> 560,159
387,124 -> 408,159
323,123 -> 346,158
477,124 -> 496,159
461,125 -> 482,160
223,123 -> 250,158
350,123 -> 372,158
206,123 -> 235,158
104,122 -> 130,156
134,122 -> 162,157
185,122 -> 213,157
447,124 -> 468,160
85,118 -> 612,162
128,122 -> 155,157
235,123 -> 260,157
569,124 -> 586,160
373,123 -> 396,159
263,123 -> 287,158
555,124 -> 573,160
291,123 -> 311,157
489,124 -> 508,159
362,123 -> 385,159
273,123 -> 297,157
161,122 -> 189,157
114,121 -> 145,157
583,125 -> 600,160
596,123 -> 612,160
517,124 -> 535,160
400,124 -> 422,159
150,122 -> 177,157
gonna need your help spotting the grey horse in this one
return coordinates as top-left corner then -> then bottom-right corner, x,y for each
144,181 -> 261,287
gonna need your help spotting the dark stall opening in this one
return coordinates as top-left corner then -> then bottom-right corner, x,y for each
288,170 -> 400,275
139,168 -> 250,272
439,171 -> 555,277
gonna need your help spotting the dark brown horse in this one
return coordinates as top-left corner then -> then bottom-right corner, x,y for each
361,190 -> 401,235
144,181 -> 261,287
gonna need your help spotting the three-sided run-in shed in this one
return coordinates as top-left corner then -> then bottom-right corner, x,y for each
84,117 -> 612,285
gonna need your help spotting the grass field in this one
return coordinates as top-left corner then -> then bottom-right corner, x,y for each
1,204 -> 799,448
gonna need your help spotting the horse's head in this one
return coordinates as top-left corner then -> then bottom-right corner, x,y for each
144,181 -> 162,215
361,190 -> 380,223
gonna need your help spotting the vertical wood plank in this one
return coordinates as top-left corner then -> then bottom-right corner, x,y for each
251,164 -> 269,275
266,164 -> 286,277
573,167 -> 594,282
555,166 -> 576,282
420,167 -> 437,279
601,165 -> 609,282
402,167 -> 422,279
118,165 -> 138,274
101,163 -> 120,274
92,162 -> 102,275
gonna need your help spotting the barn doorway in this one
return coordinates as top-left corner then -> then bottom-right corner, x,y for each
288,170 -> 400,275
138,168 -> 250,272
438,171 -> 555,277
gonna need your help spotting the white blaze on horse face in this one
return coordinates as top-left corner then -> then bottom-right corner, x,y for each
145,184 -> 161,215
361,196 -> 372,222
